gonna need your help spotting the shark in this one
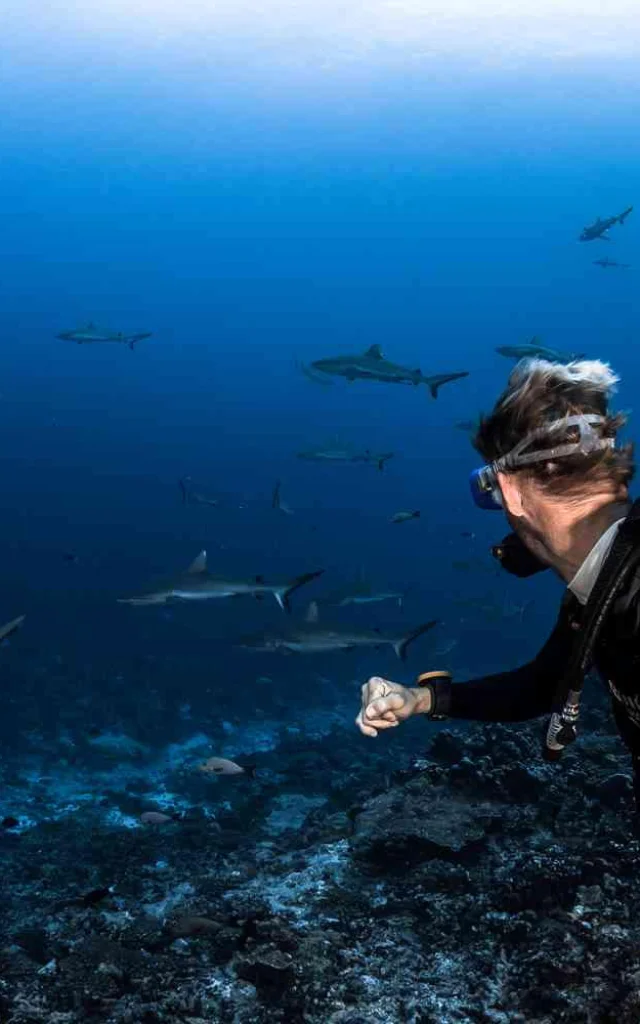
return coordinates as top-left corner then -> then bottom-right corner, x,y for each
579,206 -> 633,242
297,445 -> 394,472
593,258 -> 631,269
118,551 -> 323,612
238,603 -> 437,660
319,577 -> 403,606
58,322 -> 152,350
322,580 -> 406,609
179,477 -> 219,507
307,344 -> 469,398
495,337 -> 583,363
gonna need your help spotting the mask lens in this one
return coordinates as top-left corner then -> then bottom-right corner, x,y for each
469,467 -> 503,511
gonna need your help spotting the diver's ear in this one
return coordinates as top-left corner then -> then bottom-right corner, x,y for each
496,472 -> 525,517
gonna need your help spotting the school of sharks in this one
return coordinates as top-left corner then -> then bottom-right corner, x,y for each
2,204 -> 633,664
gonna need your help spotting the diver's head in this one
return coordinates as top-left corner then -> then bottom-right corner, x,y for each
471,359 -> 634,574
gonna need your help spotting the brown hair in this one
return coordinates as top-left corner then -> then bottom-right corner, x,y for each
473,359 -> 634,497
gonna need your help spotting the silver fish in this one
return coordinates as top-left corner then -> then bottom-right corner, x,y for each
199,757 -> 255,777
140,811 -> 174,825
390,510 -> 420,524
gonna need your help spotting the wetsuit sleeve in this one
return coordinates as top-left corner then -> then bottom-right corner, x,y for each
428,604 -> 574,723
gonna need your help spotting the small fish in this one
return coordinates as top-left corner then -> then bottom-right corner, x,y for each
140,811 -> 174,825
199,757 -> 256,778
63,552 -> 80,565
390,510 -> 420,524
455,420 -> 477,433
272,480 -> 294,515
460,531 -> 475,539
0,615 -> 25,644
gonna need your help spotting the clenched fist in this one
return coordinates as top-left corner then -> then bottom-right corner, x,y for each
356,676 -> 432,737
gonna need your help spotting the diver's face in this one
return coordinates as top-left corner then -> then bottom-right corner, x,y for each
497,472 -> 555,565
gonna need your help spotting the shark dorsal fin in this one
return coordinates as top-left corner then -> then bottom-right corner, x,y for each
305,601 -> 319,624
187,550 -> 207,574
365,344 -> 383,360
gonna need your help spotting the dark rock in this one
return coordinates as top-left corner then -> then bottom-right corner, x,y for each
353,787 -> 497,863
12,927 -> 50,964
235,946 -> 295,993
428,729 -> 465,765
1,816 -> 19,829
597,772 -> 633,803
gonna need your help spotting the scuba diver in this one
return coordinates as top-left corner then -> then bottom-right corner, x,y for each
356,357 -> 640,816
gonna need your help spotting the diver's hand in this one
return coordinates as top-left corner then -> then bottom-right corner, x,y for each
356,677 -> 432,738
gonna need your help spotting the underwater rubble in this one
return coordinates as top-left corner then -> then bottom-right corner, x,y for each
2,705 -> 640,1023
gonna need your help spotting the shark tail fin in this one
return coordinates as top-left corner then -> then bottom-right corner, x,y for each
620,206 -> 633,224
427,372 -> 469,399
179,477 -> 192,505
393,619 -> 438,661
276,570 -> 324,613
0,615 -> 25,643
377,453 -> 394,472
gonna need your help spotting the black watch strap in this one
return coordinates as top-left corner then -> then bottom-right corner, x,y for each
416,670 -> 452,719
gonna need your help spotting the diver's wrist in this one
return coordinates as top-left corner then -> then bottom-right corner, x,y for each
412,688 -> 433,715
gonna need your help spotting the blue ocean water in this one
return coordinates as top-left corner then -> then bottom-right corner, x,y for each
1,9 -> 640,1019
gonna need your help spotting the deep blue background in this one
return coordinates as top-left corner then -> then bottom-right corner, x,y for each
0,34 -> 638,743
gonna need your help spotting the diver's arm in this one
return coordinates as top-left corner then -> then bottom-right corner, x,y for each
357,609 -> 574,736
427,610 -> 573,723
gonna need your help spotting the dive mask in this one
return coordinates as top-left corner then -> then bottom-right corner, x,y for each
469,414 -> 614,512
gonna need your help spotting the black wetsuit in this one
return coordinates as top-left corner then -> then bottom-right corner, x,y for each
429,570 -> 640,799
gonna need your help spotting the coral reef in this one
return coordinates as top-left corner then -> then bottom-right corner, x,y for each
2,704 -> 640,1023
